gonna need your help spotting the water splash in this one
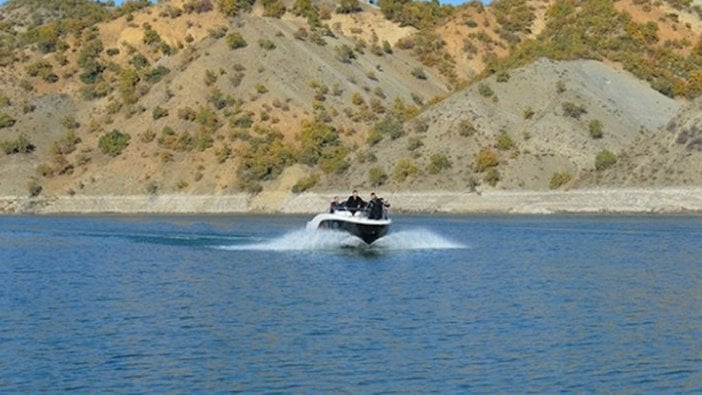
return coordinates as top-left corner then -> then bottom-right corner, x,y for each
372,230 -> 466,250
218,228 -> 465,251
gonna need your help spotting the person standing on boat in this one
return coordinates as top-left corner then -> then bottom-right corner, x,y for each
367,192 -> 384,220
345,190 -> 366,215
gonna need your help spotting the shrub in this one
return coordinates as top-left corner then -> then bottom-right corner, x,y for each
369,166 -> 388,186
143,28 -> 162,45
523,107 -> 535,119
2,134 -> 35,155
484,167 -> 500,186
549,171 -> 572,189
496,71 -> 510,82
255,84 -> 269,94
411,67 -> 427,80
51,131 -> 81,155
263,0 -> 287,17
595,149 -> 617,171
496,131 -> 515,150
0,113 -> 16,129
478,83 -> 494,98
227,32 -> 248,49
27,179 -> 42,197
589,119 -> 604,139
474,147 -> 498,172
428,153 -> 452,174
373,115 -> 404,140
335,44 -> 356,63
562,102 -> 587,119
406,137 -> 424,151
292,173 -> 320,193
337,0 -> 361,13
144,66 -> 171,84
458,119 -> 476,137
99,130 -> 131,157
215,144 -> 232,163
393,158 -> 420,182
258,38 -> 276,50
152,106 -> 169,120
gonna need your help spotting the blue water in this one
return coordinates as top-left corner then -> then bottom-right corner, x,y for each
1,215 -> 701,392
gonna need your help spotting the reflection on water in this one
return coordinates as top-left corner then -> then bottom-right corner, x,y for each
1,215 -> 701,392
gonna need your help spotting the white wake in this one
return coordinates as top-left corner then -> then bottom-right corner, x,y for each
217,228 -> 465,251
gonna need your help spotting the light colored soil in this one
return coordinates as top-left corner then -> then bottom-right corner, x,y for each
3,188 -> 702,214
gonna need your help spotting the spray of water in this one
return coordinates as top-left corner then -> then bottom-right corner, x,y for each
217,228 -> 465,251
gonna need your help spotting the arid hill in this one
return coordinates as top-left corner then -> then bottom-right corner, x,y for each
0,0 -> 701,199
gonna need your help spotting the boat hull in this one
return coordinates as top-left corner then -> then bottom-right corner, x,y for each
318,219 -> 389,245
307,212 -> 391,245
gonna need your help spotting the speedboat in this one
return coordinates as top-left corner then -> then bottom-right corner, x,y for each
306,208 -> 391,245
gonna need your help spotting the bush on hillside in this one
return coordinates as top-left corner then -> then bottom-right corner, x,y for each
595,149 -> 617,171
2,134 -> 35,155
0,113 -> 16,129
496,131 -> 515,150
484,167 -> 500,186
549,171 -> 572,189
369,166 -> 388,186
474,147 -> 498,172
51,131 -> 81,156
588,119 -> 604,139
98,130 -> 131,157
428,153 -> 452,174
393,158 -> 420,182
227,32 -> 248,49
562,102 -> 587,119
292,173 -> 320,193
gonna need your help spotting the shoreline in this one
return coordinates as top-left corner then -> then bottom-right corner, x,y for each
2,188 -> 702,215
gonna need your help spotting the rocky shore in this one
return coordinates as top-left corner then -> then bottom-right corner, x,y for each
2,188 -> 702,215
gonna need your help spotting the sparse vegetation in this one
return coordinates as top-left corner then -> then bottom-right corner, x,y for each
0,113 -> 16,129
562,102 -> 587,119
496,131 -> 515,151
428,153 -> 452,174
589,119 -> 604,139
51,131 -> 81,156
227,32 -> 248,49
549,171 -> 573,189
2,134 -> 35,155
292,173 -> 320,193
393,158 -> 420,182
595,149 -> 617,171
258,38 -> 276,50
369,166 -> 388,186
474,147 -> 499,172
484,167 -> 500,186
99,130 -> 131,157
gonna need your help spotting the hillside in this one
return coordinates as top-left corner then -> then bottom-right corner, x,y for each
0,0 -> 701,202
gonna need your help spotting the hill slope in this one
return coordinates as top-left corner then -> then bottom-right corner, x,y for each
0,0 -> 700,201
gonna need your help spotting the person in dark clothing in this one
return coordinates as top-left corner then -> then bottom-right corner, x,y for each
367,192 -> 383,220
345,190 -> 365,214
329,196 -> 342,213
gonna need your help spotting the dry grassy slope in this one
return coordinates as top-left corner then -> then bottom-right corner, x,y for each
1,3 -> 450,196
578,97 -> 702,187
341,58 -> 680,191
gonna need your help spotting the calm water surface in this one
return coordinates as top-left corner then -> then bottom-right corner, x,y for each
1,214 -> 701,392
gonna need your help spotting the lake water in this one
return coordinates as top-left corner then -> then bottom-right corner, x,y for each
1,214 -> 701,392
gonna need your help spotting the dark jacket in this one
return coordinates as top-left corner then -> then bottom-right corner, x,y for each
346,195 -> 365,210
367,198 -> 383,219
